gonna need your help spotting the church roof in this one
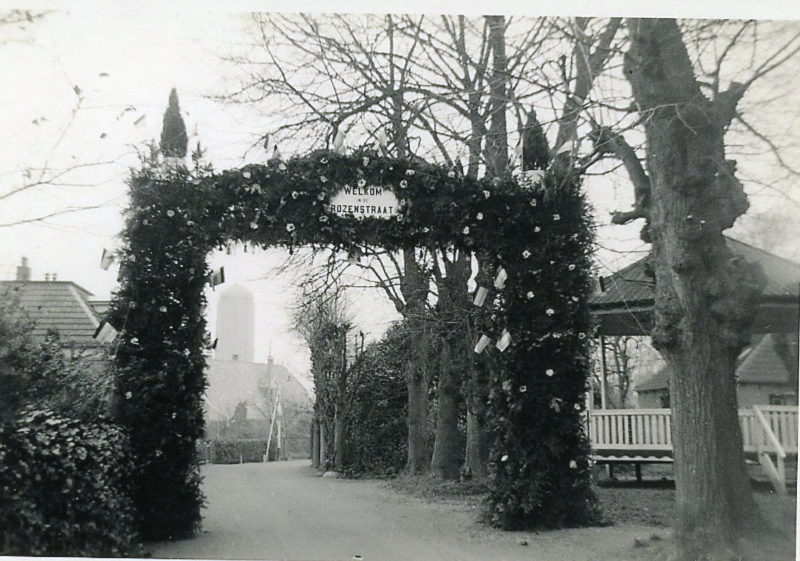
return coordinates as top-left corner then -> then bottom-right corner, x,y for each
204,359 -> 312,421
1,280 -> 101,346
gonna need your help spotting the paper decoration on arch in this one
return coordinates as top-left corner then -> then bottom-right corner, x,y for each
100,248 -> 115,270
93,320 -> 119,344
474,335 -> 491,354
494,267 -> 507,289
473,286 -> 489,307
496,330 -> 511,352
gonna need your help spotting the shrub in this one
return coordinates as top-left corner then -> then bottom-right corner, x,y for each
0,286 -> 115,424
342,323 -> 409,477
0,409 -> 139,557
209,439 -> 269,464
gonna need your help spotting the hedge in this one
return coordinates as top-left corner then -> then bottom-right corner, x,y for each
0,409 -> 139,557
208,439 -> 270,464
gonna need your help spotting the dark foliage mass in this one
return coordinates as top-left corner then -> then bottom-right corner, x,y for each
0,409 -> 138,557
112,148 -> 597,535
209,439 -> 269,464
483,163 -> 601,529
0,275 -> 138,557
342,322 -> 410,477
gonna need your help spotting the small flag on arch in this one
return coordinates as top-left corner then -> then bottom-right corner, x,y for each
93,320 -> 119,344
100,249 -> 115,270
210,267 -> 225,288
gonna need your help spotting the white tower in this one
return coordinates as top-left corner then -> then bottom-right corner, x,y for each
216,284 -> 255,362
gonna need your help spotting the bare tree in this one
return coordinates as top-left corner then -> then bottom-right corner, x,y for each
217,14 -> 625,480
0,10 -> 124,228
596,18 -> 800,559
292,284 -> 356,471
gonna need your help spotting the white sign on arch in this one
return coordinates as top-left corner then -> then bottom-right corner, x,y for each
328,184 -> 398,219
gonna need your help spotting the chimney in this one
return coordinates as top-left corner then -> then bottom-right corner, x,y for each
16,257 -> 30,281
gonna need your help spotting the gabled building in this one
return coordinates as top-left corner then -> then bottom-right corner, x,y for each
1,258 -> 104,348
590,238 -> 800,409
636,333 -> 799,408
204,358 -> 313,459
204,282 -> 312,460
591,237 -> 800,336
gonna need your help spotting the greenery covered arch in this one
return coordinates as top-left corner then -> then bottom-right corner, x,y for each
110,148 -> 598,539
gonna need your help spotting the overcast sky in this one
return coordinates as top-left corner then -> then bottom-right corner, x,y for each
1,2 -> 798,376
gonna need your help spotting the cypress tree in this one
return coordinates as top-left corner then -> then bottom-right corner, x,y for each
522,109 -> 550,171
160,88 -> 188,159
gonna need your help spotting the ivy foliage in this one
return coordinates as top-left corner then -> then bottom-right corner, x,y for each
0,291 -> 138,555
0,409 -> 138,557
112,148 -> 598,536
484,166 -> 601,529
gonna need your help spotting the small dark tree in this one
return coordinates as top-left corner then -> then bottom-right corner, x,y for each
160,88 -> 188,159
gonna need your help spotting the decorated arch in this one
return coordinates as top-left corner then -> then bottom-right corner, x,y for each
110,149 -> 598,539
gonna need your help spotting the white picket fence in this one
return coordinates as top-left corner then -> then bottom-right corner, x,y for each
587,405 -> 798,495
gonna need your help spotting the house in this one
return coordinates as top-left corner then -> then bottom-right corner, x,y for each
1,258 -> 115,419
204,357 -> 313,459
590,238 -> 800,409
591,237 -> 800,337
1,257 -> 106,348
636,332 -> 799,407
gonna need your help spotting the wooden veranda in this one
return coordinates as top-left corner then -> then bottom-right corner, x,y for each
586,238 -> 800,494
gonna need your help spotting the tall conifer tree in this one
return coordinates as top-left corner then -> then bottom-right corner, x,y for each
160,88 -> 188,159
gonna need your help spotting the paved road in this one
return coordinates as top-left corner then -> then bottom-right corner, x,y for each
150,460 -> 658,561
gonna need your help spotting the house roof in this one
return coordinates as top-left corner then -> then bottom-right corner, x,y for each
1,281 -> 102,346
204,359 -> 312,421
591,237 -> 800,335
636,333 -> 799,393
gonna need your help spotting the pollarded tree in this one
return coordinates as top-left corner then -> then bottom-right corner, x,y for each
291,286 -> 357,471
601,18 -> 800,559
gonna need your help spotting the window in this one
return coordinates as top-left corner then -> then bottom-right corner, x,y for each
768,392 -> 797,406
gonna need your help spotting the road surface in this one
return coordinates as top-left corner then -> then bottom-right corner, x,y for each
150,460 -> 659,561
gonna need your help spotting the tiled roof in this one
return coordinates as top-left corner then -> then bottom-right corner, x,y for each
737,333 -> 799,384
591,237 -> 800,309
0,281 -> 101,346
636,333 -> 799,392
204,359 -> 312,421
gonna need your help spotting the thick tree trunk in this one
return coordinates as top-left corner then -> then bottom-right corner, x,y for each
319,423 -> 327,470
430,338 -> 461,479
402,248 -> 430,474
431,251 -> 471,479
625,19 -> 766,559
406,369 -> 429,474
484,15 -> 509,180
